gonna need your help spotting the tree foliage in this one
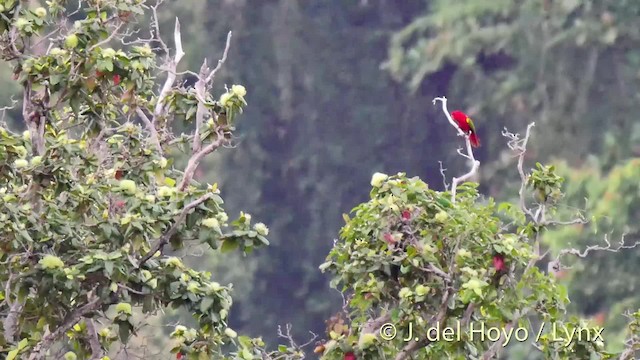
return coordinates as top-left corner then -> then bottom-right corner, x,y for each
0,0 -> 299,359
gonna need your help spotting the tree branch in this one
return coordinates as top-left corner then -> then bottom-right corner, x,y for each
153,18 -> 185,121
205,31 -> 232,84
138,193 -> 214,266
135,108 -> 162,154
85,319 -> 105,360
556,234 -> 640,261
433,96 -> 480,204
28,296 -> 102,360
179,31 -> 233,190
503,123 -> 536,220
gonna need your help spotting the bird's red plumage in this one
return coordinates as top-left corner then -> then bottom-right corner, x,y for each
344,352 -> 357,360
451,110 -> 480,147
493,254 -> 506,272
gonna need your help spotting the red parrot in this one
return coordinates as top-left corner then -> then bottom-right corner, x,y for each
450,110 -> 480,148
493,254 -> 506,272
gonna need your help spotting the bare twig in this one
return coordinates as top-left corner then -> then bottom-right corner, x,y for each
192,31 -> 232,154
150,1 -> 170,55
153,18 -> 185,120
135,108 -> 162,154
88,22 -> 125,51
503,123 -> 536,219
433,96 -> 480,204
556,234 -> 640,261
277,324 -> 317,352
438,161 -> 449,190
420,264 -> 451,282
205,31 -> 232,84
178,133 -> 227,191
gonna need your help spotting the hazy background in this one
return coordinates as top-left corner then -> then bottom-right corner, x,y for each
3,0 -> 640,357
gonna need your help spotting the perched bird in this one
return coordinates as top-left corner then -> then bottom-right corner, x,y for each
491,253 -> 508,287
451,110 -> 480,148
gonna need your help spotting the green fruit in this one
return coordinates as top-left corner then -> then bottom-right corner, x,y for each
14,159 -> 28,168
201,217 -> 220,229
30,156 -> 42,166
415,285 -> 430,296
118,179 -> 137,194
40,255 -> 65,269
35,7 -> 47,18
64,34 -> 79,49
15,18 -> 29,29
115,302 -> 132,315
102,48 -> 116,58
435,211 -> 448,222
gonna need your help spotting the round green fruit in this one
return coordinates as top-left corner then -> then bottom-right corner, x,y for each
64,34 -> 79,49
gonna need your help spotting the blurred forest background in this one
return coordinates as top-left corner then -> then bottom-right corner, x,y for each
3,0 -> 640,356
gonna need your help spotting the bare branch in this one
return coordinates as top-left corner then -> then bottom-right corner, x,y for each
150,0 -> 170,55
138,193 -> 214,266
153,18 -> 185,120
191,31 -> 232,156
438,161 -> 450,190
205,31 -> 232,84
433,96 -> 480,204
88,22 -> 125,51
503,124 -> 536,219
178,133 -> 227,191
277,324 -> 317,353
556,234 -> 640,261
135,108 -> 162,154
419,264 -> 451,282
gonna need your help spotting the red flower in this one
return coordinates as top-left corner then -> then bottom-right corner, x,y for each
176,353 -> 184,360
344,352 -> 356,360
383,233 -> 396,245
114,200 -> 126,208
493,254 -> 506,272
401,210 -> 411,220
114,169 -> 124,180
113,74 -> 121,85
96,70 -> 105,77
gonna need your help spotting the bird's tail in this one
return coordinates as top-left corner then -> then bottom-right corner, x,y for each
469,133 -> 480,148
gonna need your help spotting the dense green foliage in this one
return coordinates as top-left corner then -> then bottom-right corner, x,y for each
0,0 -> 299,358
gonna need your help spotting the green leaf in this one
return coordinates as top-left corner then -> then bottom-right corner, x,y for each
200,297 -> 214,313
118,321 -> 131,342
220,240 -> 238,253
6,349 -> 19,360
104,261 -> 114,276
256,235 -> 269,245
